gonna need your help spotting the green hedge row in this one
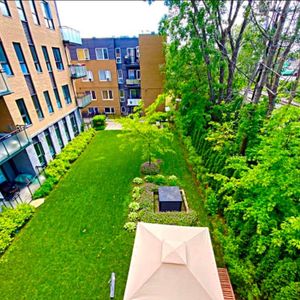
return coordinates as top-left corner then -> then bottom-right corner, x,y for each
92,115 -> 106,130
0,204 -> 35,254
124,176 -> 198,232
33,128 -> 96,199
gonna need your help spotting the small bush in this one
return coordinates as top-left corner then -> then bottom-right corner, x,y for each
132,177 -> 143,185
128,212 -> 140,222
0,204 -> 35,254
32,177 -> 56,199
167,175 -> 179,186
144,174 -> 179,186
140,162 -> 160,175
92,115 -> 106,130
124,222 -> 136,232
128,202 -> 140,212
132,186 -> 142,201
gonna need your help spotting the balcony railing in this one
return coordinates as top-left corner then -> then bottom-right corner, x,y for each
0,70 -> 12,97
126,79 -> 141,85
70,65 -> 87,79
0,125 -> 31,165
77,93 -> 92,108
60,26 -> 82,45
124,56 -> 139,66
127,98 -> 141,106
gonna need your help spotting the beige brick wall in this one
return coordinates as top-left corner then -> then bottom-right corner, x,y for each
72,59 -> 121,115
0,0 -> 77,137
139,34 -> 165,110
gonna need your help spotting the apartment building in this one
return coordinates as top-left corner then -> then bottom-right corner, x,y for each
0,0 -> 86,192
67,34 -> 165,116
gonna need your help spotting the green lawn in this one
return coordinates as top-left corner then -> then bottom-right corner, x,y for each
0,131 -> 213,299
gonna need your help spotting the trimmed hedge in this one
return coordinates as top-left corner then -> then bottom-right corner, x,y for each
0,204 -> 35,254
33,128 -> 96,199
124,175 -> 198,231
92,115 -> 106,130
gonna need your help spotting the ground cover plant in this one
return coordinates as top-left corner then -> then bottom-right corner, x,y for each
0,131 -> 212,299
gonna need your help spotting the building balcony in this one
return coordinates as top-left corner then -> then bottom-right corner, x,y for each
77,93 -> 92,108
127,99 -> 141,106
0,126 -> 31,165
70,65 -> 87,79
0,70 -> 12,97
124,56 -> 140,66
126,79 -> 141,85
60,26 -> 82,45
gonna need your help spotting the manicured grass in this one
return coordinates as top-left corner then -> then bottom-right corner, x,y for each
0,131 -> 214,299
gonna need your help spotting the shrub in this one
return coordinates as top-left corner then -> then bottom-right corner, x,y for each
132,177 -> 143,185
128,202 -> 140,212
140,162 -> 160,175
44,159 -> 70,182
0,204 -> 35,254
132,186 -> 142,200
167,175 -> 179,186
144,174 -> 178,186
124,222 -> 136,232
32,177 -> 56,199
92,115 -> 106,130
128,212 -> 140,222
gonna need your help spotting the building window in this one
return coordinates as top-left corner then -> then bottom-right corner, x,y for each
41,0 -> 54,29
53,88 -> 62,108
115,48 -> 121,63
62,118 -> 71,142
43,91 -> 54,113
16,98 -> 32,125
82,70 -> 93,82
29,45 -> 42,72
130,89 -> 140,99
76,48 -> 89,60
0,0 -> 10,17
29,0 -> 39,25
13,43 -> 29,74
117,69 -> 123,83
42,46 -> 52,72
136,69 -> 140,79
99,70 -> 111,81
69,112 -> 79,136
31,95 -> 44,120
127,48 -> 136,63
86,90 -> 96,100
136,46 -> 140,58
128,69 -> 136,79
54,123 -> 64,149
32,137 -> 46,166
62,84 -> 72,104
44,129 -> 55,158
102,90 -> 113,100
121,106 -> 126,113
52,48 -> 64,71
104,107 -> 115,114
95,48 -> 108,60
0,42 -> 13,76
119,89 -> 125,102
15,0 -> 26,22
88,107 -> 99,116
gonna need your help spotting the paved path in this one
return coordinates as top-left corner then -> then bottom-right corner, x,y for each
105,120 -> 122,130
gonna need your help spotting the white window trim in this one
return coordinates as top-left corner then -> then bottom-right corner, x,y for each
90,90 -> 97,100
99,70 -> 112,81
77,48 -> 90,61
115,47 -> 121,63
104,107 -> 115,114
120,89 -> 125,102
82,70 -> 93,82
95,48 -> 109,60
136,69 -> 140,79
136,46 -> 140,58
102,90 -> 113,100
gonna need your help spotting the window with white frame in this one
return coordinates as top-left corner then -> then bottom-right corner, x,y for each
117,69 -> 123,83
130,89 -> 139,99
95,48 -> 108,60
82,70 -> 93,82
128,69 -> 135,79
121,106 -> 126,113
99,70 -> 111,81
119,89 -> 125,102
77,48 -> 90,60
85,90 -> 96,100
104,107 -> 115,114
102,90 -> 113,100
136,46 -> 140,58
136,69 -> 140,79
115,48 -> 121,63
127,48 -> 136,63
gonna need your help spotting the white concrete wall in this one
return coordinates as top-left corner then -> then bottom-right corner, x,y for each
58,119 -> 68,146
37,131 -> 53,164
65,115 -> 75,140
49,125 -> 61,154
25,144 -> 41,175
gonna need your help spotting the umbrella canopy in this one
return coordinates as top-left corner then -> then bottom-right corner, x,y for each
124,222 -> 224,300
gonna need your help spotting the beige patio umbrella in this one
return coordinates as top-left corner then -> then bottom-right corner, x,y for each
124,222 -> 224,300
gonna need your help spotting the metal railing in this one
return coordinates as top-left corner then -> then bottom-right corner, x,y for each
60,26 -> 82,45
70,65 -> 87,79
0,125 -> 31,165
126,79 -> 141,85
0,70 -> 11,97
77,93 -> 92,108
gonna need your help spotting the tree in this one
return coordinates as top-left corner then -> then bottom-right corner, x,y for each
118,101 -> 174,165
